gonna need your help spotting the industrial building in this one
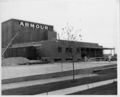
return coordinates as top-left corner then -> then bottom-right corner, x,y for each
2,19 -> 107,62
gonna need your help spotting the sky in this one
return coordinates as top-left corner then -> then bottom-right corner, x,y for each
0,0 -> 119,53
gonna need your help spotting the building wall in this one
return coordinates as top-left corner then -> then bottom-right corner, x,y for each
36,40 -> 103,61
2,19 -> 56,48
3,40 -> 103,61
2,19 -> 103,61
2,20 -> 13,48
4,46 -> 38,60
4,47 -> 27,58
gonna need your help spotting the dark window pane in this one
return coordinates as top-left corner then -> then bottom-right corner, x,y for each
58,47 -> 62,53
66,48 -> 69,53
77,48 -> 80,52
66,47 -> 72,53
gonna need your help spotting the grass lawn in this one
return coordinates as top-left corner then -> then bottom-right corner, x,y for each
2,68 -> 117,95
70,82 -> 117,95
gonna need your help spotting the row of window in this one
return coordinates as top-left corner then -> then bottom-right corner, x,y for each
58,47 -> 81,53
57,47 -> 102,53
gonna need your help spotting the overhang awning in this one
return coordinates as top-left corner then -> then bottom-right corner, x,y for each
102,48 -> 115,50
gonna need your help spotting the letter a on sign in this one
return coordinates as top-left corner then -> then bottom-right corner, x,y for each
19,22 -> 24,26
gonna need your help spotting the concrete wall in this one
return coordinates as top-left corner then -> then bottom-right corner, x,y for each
4,46 -> 38,60
2,19 -> 56,48
2,20 -> 13,48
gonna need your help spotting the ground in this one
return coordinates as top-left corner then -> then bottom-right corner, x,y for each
2,61 -> 117,95
70,82 -> 117,95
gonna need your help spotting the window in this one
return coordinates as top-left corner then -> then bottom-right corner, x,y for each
69,48 -> 72,53
66,47 -> 72,53
76,48 -> 80,52
58,47 -> 62,53
66,48 -> 69,53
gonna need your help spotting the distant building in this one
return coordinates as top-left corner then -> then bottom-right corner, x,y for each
2,19 -> 108,62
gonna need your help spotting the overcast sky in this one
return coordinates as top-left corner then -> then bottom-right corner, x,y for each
0,0 -> 119,53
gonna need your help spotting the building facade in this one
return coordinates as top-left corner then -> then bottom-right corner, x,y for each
2,19 -> 104,62
2,19 -> 56,48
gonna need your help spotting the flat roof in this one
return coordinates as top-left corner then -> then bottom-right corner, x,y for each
2,18 -> 54,27
7,40 -> 103,49
102,48 -> 115,50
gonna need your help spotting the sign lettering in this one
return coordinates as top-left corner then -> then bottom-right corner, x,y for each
19,21 -> 49,30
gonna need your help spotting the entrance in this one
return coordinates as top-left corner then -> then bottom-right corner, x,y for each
26,46 -> 38,60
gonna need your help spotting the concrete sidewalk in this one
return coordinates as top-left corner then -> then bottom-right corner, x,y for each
2,74 -> 97,90
2,61 -> 117,79
40,79 -> 117,95
2,69 -> 117,95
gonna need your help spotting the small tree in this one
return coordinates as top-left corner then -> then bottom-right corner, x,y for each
61,23 -> 82,81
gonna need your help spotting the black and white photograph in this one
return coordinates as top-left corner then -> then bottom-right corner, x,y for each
0,0 -> 119,95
